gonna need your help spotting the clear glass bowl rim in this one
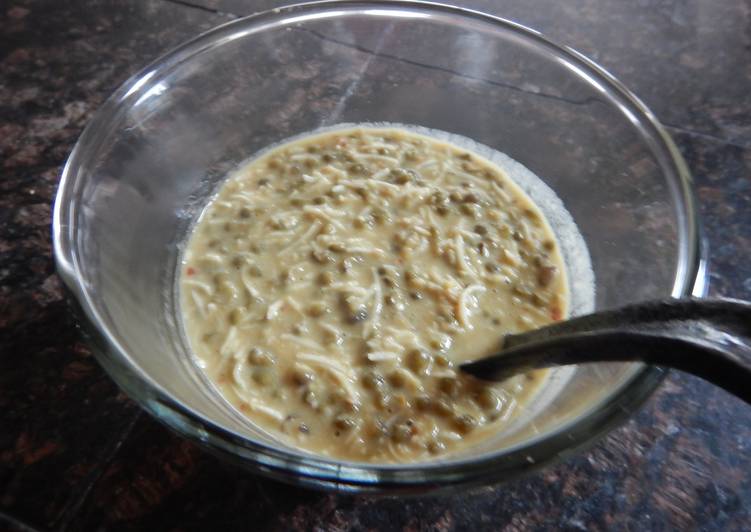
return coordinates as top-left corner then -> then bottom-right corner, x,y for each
53,0 -> 707,492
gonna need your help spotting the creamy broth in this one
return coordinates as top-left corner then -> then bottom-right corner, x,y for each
180,126 -> 569,462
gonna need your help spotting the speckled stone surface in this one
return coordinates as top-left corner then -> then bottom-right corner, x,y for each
1,0 -> 750,530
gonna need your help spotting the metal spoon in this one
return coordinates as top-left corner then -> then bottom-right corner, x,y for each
460,298 -> 751,403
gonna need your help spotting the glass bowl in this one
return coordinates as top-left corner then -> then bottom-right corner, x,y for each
53,1 -> 706,493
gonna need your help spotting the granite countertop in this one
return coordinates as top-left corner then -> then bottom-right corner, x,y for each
2,0 -> 750,530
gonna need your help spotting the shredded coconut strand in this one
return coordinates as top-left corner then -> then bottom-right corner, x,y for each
366,351 -> 400,362
365,268 -> 383,338
219,326 -> 238,359
280,333 -> 323,352
245,401 -> 286,422
279,220 -> 322,256
265,299 -> 285,320
297,353 -> 360,402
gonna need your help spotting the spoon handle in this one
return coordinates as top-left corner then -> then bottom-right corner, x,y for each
461,298 -> 751,403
